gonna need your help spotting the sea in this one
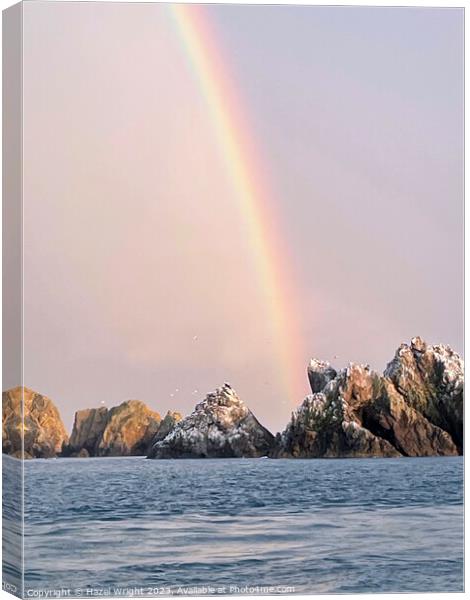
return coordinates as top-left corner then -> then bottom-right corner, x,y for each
2,455 -> 464,596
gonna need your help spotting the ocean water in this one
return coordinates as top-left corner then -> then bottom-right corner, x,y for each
3,456 -> 464,596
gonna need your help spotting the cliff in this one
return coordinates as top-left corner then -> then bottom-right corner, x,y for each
384,337 -> 463,452
2,387 -> 69,458
64,400 -> 162,457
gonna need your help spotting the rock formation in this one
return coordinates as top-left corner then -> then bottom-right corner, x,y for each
66,407 -> 109,457
384,337 -> 463,453
308,359 -> 337,393
2,387 -> 69,458
148,383 -> 274,458
63,400 -> 162,457
2,337 -> 462,461
274,338 -> 463,458
149,410 -> 182,446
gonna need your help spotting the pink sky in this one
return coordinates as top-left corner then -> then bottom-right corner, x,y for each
18,3 -> 463,433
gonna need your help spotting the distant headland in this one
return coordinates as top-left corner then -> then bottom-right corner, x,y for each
2,337 -> 463,460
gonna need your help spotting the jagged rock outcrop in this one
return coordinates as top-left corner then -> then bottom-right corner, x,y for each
63,400 -> 162,457
2,387 -> 69,458
148,383 -> 274,458
275,338 -> 462,458
308,359 -> 337,393
3,337 -> 461,461
148,411 -> 182,446
66,407 -> 109,456
384,337 -> 463,452
274,368 -> 401,458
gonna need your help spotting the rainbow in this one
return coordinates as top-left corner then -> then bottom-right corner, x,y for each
168,3 -> 307,407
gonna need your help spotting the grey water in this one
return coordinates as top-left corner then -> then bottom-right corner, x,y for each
3,455 -> 464,596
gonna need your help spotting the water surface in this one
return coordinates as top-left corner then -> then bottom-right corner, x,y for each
6,456 -> 464,595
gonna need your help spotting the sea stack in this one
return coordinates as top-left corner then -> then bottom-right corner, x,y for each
148,383 -> 275,458
274,338 -> 463,458
384,336 -> 463,453
63,400 -> 162,457
2,387 -> 69,459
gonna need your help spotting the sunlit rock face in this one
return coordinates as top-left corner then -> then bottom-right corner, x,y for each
275,338 -> 462,459
148,383 -> 275,459
2,387 -> 69,459
65,407 -> 109,457
64,400 -> 162,457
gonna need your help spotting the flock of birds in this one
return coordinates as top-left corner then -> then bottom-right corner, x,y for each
95,332 -> 341,408
161,337 -> 341,405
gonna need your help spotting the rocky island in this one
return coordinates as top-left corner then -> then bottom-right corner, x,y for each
274,337 -> 463,458
2,338 -> 464,460
148,383 -> 274,458
62,400 -> 179,457
2,387 -> 69,458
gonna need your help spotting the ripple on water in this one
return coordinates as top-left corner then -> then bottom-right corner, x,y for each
2,455 -> 462,594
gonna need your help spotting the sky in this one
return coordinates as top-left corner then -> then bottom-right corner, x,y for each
20,2 -> 463,433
